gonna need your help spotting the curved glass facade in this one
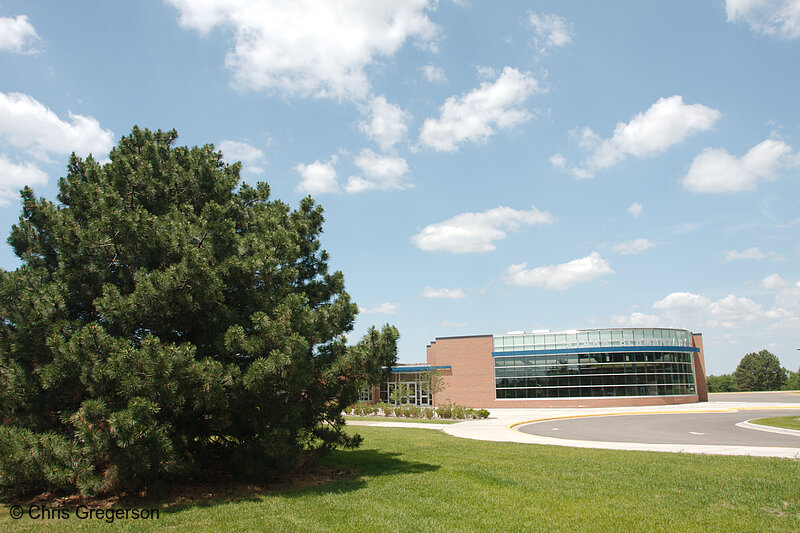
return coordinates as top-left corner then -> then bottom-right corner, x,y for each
493,328 -> 697,399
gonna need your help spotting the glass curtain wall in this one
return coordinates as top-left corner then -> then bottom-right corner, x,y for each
493,329 -> 697,399
495,351 -> 696,399
493,328 -> 692,353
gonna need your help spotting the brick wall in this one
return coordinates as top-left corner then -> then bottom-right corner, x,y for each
426,335 -> 495,407
692,333 -> 708,402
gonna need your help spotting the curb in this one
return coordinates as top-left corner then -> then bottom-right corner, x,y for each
737,420 -> 800,437
507,408 -> 733,431
507,405 -> 800,431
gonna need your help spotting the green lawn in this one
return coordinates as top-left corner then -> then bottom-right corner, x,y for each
343,415 -> 459,424
750,416 -> 800,431
3,427 -> 799,532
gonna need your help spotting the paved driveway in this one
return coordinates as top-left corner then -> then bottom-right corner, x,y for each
708,391 -> 800,403
350,392 -> 800,457
516,408 -> 800,447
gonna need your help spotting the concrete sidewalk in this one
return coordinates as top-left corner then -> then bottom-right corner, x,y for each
348,399 -> 800,458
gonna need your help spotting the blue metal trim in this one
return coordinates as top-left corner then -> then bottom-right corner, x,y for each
389,365 -> 452,373
492,345 -> 699,357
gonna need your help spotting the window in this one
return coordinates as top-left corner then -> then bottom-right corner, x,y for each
495,349 -> 697,400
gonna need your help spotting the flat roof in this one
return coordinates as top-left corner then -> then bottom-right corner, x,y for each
495,327 -> 693,336
492,345 -> 700,357
427,333 -> 492,347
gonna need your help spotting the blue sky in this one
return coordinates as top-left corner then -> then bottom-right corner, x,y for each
1,1 -> 798,373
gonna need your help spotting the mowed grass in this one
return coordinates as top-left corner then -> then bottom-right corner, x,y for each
751,416 -> 800,431
3,427 -> 799,532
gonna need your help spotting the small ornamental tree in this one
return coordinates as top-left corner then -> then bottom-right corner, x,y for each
0,127 -> 398,497
419,369 -> 445,404
733,350 -> 786,391
389,383 -> 414,405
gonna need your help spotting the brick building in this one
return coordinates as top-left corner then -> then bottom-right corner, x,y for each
366,327 -> 708,408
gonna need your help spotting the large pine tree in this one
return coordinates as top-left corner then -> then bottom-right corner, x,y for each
0,127 -> 397,497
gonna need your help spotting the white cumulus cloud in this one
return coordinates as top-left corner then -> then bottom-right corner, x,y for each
0,155 -> 48,205
653,292 -> 712,314
419,63 -> 446,83
681,138 -> 798,193
295,156 -> 339,194
760,273 -> 789,291
726,0 -> 800,39
572,95 -> 720,178
359,95 -> 410,152
619,283 -> 800,332
777,285 -> 800,311
168,0 -> 438,100
612,238 -> 656,255
627,202 -> 643,218
218,139 -> 266,174
421,286 -> 466,299
550,153 -> 566,169
0,15 -> 39,53
766,276 -> 800,311
0,92 -> 114,161
611,312 -> 663,328
652,291 -> 764,328
707,294 -> 764,328
506,252 -> 613,290
419,67 -> 542,151
724,247 -> 766,261
411,205 -> 554,253
527,12 -> 574,53
346,149 -> 410,193
360,302 -> 400,315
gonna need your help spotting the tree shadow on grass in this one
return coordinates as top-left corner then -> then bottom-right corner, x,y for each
3,448 -> 438,517
158,448 -> 439,515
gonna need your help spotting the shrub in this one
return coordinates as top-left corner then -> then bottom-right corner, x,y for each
423,408 -> 435,419
451,405 -> 466,419
476,409 -> 490,419
436,404 -> 452,419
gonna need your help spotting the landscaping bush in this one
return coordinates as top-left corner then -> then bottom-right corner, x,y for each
423,408 -> 435,419
476,409 -> 490,419
451,405 -> 466,419
436,404 -> 452,419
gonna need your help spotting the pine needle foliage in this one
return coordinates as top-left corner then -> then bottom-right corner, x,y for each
0,127 -> 398,497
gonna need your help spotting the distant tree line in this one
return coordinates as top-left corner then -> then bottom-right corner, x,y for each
706,350 -> 800,392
